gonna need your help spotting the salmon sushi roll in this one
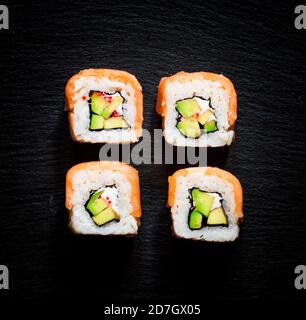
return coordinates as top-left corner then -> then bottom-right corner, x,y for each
168,167 -> 243,241
65,69 -> 143,143
66,161 -> 141,235
156,71 -> 237,147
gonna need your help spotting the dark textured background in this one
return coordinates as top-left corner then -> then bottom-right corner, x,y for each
0,0 -> 306,301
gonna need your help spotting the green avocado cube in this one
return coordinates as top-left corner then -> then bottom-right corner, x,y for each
204,120 -> 217,133
176,99 -> 201,118
86,191 -> 109,216
90,114 -> 104,130
104,116 -> 129,129
91,92 -> 109,115
189,210 -> 203,230
100,95 -> 123,119
207,207 -> 228,226
92,207 -> 119,226
191,189 -> 214,217
176,118 -> 201,138
197,110 -> 214,125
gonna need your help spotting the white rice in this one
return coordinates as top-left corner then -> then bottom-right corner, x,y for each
71,76 -> 138,143
164,79 -> 234,147
69,169 -> 138,235
171,173 -> 239,241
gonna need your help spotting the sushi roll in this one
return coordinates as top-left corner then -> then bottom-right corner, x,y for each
65,69 -> 143,143
156,71 -> 237,147
65,161 -> 141,235
168,167 -> 243,242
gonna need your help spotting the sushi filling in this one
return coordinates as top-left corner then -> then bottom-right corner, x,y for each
188,188 -> 228,230
176,97 -> 218,138
85,185 -> 120,226
88,91 -> 130,131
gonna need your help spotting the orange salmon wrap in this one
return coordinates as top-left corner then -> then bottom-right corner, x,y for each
168,167 -> 243,242
66,161 -> 142,236
65,69 -> 143,144
156,71 -> 237,147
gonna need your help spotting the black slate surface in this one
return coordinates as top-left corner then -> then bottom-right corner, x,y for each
0,0 -> 306,301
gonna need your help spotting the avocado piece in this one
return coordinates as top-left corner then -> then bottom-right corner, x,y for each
197,110 -> 214,125
91,92 -> 109,115
90,114 -> 104,130
100,95 -> 123,119
177,118 -> 201,138
204,120 -> 217,133
189,210 -> 203,230
86,191 -> 109,216
176,99 -> 200,118
207,207 -> 228,226
104,116 -> 129,129
92,207 -> 119,226
191,189 -> 214,217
